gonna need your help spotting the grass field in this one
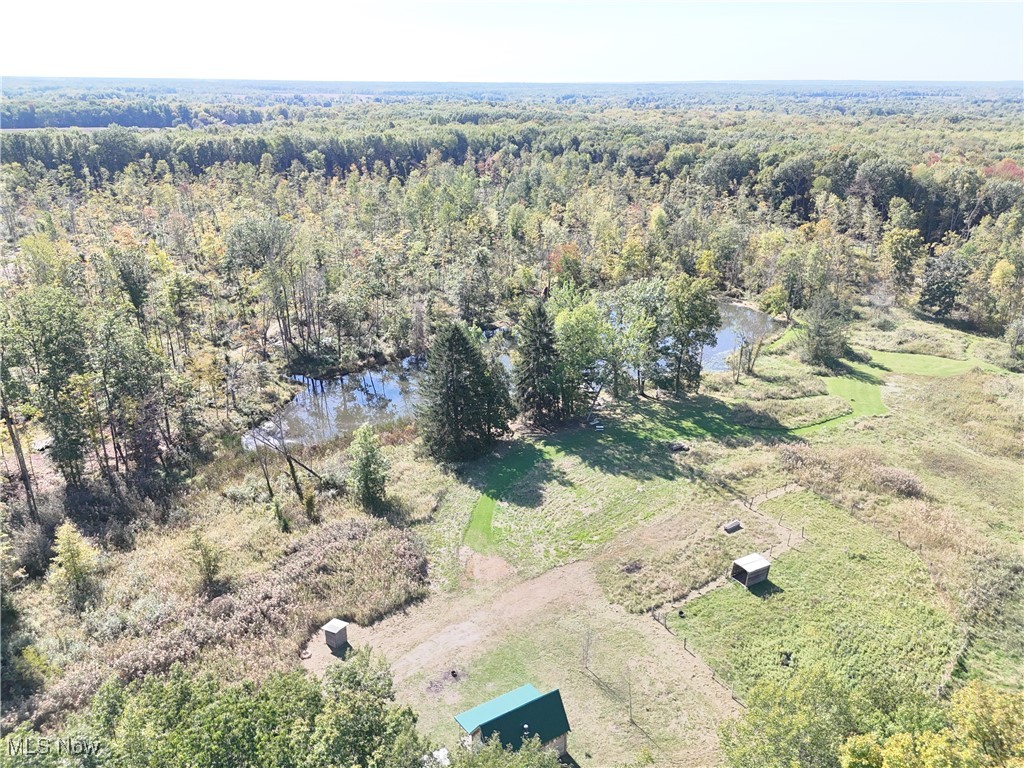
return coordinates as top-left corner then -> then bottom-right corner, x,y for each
460,347 -> 917,560
461,395 -> 793,573
670,492 -> 961,697
464,442 -> 559,554
449,326 -> 1022,725
461,340 -> 1007,568
788,359 -> 888,435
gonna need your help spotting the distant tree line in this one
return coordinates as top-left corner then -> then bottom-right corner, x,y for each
1,100 -> 266,129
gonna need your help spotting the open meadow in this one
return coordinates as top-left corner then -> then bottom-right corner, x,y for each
291,312 -> 1020,764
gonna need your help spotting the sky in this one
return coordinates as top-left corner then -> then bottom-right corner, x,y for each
2,1 -> 1021,83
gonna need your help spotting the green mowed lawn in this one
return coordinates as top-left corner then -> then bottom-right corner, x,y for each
670,492 -> 961,697
790,359 -> 887,435
464,442 -> 560,554
866,349 -> 1003,377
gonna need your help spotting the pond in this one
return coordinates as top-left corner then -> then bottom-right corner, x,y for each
243,302 -> 777,449
701,301 -> 780,373
242,359 -> 424,451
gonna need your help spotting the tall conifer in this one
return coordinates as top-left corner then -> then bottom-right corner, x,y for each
513,300 -> 563,425
418,323 -> 513,461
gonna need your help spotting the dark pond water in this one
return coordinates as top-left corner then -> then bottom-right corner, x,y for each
242,359 -> 424,451
244,302 -> 776,449
701,301 -> 780,373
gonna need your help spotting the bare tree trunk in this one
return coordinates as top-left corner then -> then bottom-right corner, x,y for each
2,401 -> 36,519
257,447 -> 274,500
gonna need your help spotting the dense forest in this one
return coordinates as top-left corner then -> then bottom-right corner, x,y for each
1,80 -> 1022,767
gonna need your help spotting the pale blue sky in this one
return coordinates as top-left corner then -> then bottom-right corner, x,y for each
2,1 -> 1022,82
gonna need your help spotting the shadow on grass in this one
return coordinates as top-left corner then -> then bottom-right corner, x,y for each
828,359 -> 885,384
546,394 -> 799,482
459,441 -> 552,551
505,456 -> 574,508
376,496 -> 420,527
551,427 -> 683,481
456,392 -> 806,550
748,579 -> 785,599
460,442 -> 552,497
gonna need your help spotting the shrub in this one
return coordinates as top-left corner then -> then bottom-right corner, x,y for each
19,521 -> 429,725
347,424 -> 389,511
272,500 -> 290,532
870,466 -> 923,498
187,532 -> 223,596
14,645 -> 55,689
49,522 -> 99,612
7,496 -> 64,579
303,492 -> 319,522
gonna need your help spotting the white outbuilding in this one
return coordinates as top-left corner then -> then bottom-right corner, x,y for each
731,553 -> 771,587
321,618 -> 349,652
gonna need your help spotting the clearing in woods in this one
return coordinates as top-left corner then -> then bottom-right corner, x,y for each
304,561 -> 740,763
462,345 -> 1001,550
300,327 -> 1019,765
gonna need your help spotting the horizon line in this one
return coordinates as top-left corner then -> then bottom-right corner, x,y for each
4,75 -> 1023,87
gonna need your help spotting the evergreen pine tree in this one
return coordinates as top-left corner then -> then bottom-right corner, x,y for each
513,300 -> 563,425
347,423 -> 389,511
418,323 -> 513,461
801,295 -> 848,364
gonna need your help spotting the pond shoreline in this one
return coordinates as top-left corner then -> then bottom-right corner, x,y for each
248,301 -> 777,451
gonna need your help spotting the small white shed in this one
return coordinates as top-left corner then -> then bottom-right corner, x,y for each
321,618 -> 349,651
731,553 -> 771,587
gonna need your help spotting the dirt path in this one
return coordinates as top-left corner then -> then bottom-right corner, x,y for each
325,562 -> 601,681
297,484 -> 811,761
730,481 -> 805,559
301,559 -> 737,712
302,483 -> 808,685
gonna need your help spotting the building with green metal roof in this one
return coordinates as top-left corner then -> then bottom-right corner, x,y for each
455,684 -> 571,757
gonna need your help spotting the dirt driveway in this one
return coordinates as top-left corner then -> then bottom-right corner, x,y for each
302,558 -> 738,764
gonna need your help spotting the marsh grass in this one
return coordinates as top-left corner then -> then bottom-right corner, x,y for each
850,309 -> 971,359
17,519 -> 428,727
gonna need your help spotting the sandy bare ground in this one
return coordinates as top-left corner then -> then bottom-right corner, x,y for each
304,560 -> 605,681
302,556 -> 739,762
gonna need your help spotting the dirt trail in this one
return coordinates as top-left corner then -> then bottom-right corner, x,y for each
301,559 -> 738,715
303,561 -> 585,678
302,483 -> 806,697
